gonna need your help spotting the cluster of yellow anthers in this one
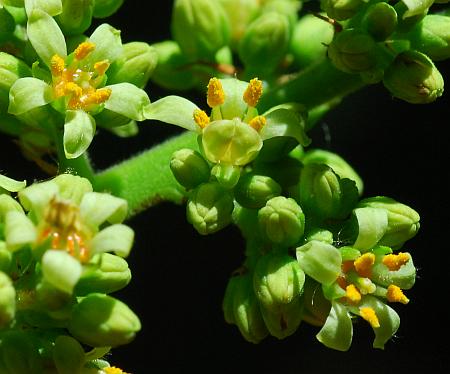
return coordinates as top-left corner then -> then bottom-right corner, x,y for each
337,252 -> 410,328
50,41 -> 111,111
193,77 -> 267,131
37,198 -> 90,263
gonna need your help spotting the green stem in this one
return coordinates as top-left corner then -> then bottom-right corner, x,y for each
258,59 -> 366,113
94,131 -> 198,217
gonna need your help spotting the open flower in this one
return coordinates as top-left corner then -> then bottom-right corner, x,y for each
7,10 -> 150,158
3,174 -> 134,294
144,76 -> 310,167
296,241 -> 416,350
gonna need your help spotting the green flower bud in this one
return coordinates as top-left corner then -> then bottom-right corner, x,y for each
69,293 -> 141,347
218,0 -> 260,50
234,173 -> 282,209
92,0 -> 124,18
301,148 -> 363,194
410,15 -> 450,61
290,13 -> 334,68
210,163 -> 241,189
75,253 -> 131,295
186,182 -> 234,235
253,253 -> 305,311
253,155 -> 302,189
383,50 -> 444,104
150,40 -> 197,90
327,29 -> 378,74
0,245 -> 12,272
321,0 -> 365,21
222,273 -> 269,343
170,148 -> 210,190
0,271 -> 15,328
171,0 -> 231,60
262,0 -> 300,29
56,0 -> 94,35
297,163 -> 359,221
238,11 -> 291,76
259,292 -> 303,339
258,196 -> 305,246
0,331 -> 43,373
35,279 -> 73,316
296,240 -> 342,285
305,227 -> 334,244
0,51 -> 32,112
107,42 -> 158,88
357,196 -> 420,249
362,2 -> 398,41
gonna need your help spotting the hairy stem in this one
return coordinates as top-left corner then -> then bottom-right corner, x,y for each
94,130 -> 198,217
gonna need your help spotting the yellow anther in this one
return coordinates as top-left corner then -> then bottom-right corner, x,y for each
193,109 -> 210,129
94,60 -> 110,76
243,78 -> 263,107
386,284 -> 409,304
382,252 -> 410,271
64,82 -> 83,98
206,77 -> 225,108
51,54 -> 65,76
354,252 -> 375,278
359,307 -> 380,328
74,41 -> 96,60
88,88 -> 112,105
248,115 -> 266,132
104,367 -> 130,374
345,284 -> 361,304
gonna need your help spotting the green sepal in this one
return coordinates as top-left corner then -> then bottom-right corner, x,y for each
8,77 -> 53,115
339,246 -> 361,261
144,95 -> 200,132
104,83 -> 150,122
79,192 -> 128,228
92,0 -> 124,18
0,174 -> 26,193
210,163 -> 241,189
260,107 -> 311,147
322,281 -> 346,300
27,8 -> 67,67
63,109 -> 96,159
24,0 -> 62,17
18,180 -> 58,220
0,194 -> 24,225
296,240 -> 342,285
316,300 -> 353,351
202,119 -> 262,165
53,335 -> 85,374
4,211 -> 37,251
90,224 -> 134,258
41,249 -> 83,294
84,23 -> 122,67
108,120 -> 139,138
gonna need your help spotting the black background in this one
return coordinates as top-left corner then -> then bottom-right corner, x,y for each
2,1 -> 450,373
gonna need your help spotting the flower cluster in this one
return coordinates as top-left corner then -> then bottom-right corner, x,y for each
0,173 -> 138,372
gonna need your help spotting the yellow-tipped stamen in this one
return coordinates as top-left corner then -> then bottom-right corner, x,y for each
243,78 -> 263,107
74,41 -> 96,60
354,252 -> 375,278
248,115 -> 266,132
359,307 -> 380,328
51,54 -> 65,76
386,284 -> 409,304
207,77 -> 225,108
104,367 -> 130,374
382,252 -> 410,271
193,109 -> 210,129
94,60 -> 110,76
86,88 -> 112,105
345,284 -> 361,304
64,82 -> 83,98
